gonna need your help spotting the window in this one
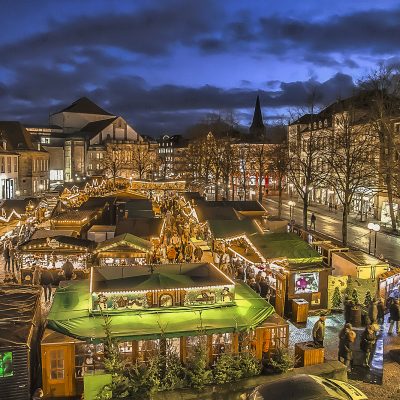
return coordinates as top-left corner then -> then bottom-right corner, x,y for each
7,157 -> 11,173
0,157 -> 4,173
0,351 -> 13,378
50,349 -> 65,380
159,294 -> 173,307
13,157 -> 17,173
75,343 -> 104,378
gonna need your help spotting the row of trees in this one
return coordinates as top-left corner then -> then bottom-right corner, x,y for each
287,65 -> 400,245
181,119 -> 288,208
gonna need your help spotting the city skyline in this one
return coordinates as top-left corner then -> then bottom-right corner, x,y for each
0,0 -> 400,136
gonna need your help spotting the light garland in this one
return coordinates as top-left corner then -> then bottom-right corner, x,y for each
0,209 -> 22,223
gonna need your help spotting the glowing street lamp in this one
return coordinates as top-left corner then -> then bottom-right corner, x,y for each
367,222 -> 380,255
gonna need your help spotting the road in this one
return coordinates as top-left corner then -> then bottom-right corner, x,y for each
264,199 -> 400,265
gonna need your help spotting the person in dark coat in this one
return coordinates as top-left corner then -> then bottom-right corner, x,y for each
62,260 -> 74,280
248,278 -> 261,294
368,299 -> 378,324
40,268 -> 53,302
3,243 -> 10,272
388,298 -> 400,335
259,276 -> 270,299
344,297 -> 353,323
312,316 -> 326,346
338,323 -> 356,371
360,324 -> 376,368
377,298 -> 385,325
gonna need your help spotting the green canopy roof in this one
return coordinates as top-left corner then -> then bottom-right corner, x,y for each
94,233 -> 152,253
209,219 -> 260,239
249,233 -> 323,265
47,280 -> 275,342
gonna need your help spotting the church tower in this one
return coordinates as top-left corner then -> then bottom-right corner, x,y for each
249,95 -> 266,137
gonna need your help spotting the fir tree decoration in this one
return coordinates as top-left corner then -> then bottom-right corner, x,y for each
364,290 -> 373,306
351,289 -> 359,306
331,286 -> 342,309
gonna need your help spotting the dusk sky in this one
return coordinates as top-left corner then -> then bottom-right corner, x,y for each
1,0 -> 400,136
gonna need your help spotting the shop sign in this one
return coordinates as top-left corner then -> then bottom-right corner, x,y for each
46,237 -> 59,249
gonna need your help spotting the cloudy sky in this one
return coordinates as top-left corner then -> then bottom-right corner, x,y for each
0,0 -> 399,136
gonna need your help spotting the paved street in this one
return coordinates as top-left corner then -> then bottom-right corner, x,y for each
264,197 -> 400,265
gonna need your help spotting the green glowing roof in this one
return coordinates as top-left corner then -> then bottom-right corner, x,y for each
47,280 -> 274,342
249,233 -> 323,265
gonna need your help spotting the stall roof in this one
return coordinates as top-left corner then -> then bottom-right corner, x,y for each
0,285 -> 41,346
19,235 -> 94,251
115,218 -> 162,240
334,251 -> 389,266
209,219 -> 260,239
94,233 -> 152,253
87,225 -> 116,233
51,210 -> 97,223
203,200 -> 266,212
31,229 -> 78,239
249,233 -> 323,264
47,280 -> 274,341
91,263 -> 234,292
78,197 -> 116,211
124,199 -> 154,218
195,206 -> 241,222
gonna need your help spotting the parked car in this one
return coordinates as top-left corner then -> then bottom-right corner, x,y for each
248,374 -> 367,400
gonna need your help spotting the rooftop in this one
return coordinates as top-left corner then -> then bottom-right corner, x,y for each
53,97 -> 114,116
91,263 -> 234,292
47,279 -> 274,341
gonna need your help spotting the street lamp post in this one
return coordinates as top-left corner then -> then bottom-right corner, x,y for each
288,200 -> 296,221
367,222 -> 380,255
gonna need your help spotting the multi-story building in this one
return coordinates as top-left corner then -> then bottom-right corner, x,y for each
0,121 -> 49,197
288,92 -> 400,224
27,97 -> 145,182
156,134 -> 188,179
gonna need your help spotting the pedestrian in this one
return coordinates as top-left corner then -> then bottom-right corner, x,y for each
248,278 -> 261,294
194,246 -> 203,262
310,213 -> 316,230
9,244 -> 16,274
360,324 -> 376,368
329,202 -> 332,212
167,246 -> 177,263
62,260 -> 74,280
40,268 -> 53,303
3,242 -> 10,272
259,276 -> 270,299
368,299 -> 378,325
338,323 -> 356,372
32,265 -> 41,286
344,297 -> 353,323
388,298 -> 400,335
312,315 -> 326,347
377,298 -> 385,325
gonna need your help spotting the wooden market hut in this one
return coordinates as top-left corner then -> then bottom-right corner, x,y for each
41,263 -> 288,398
230,233 -> 328,315
115,217 -> 163,243
17,236 -> 95,283
93,233 -> 153,266
332,251 -> 389,280
311,240 -> 349,267
0,285 -> 42,400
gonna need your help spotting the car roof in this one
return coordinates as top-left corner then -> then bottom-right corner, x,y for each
255,375 -> 340,400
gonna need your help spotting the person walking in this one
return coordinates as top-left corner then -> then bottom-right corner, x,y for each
259,276 -> 270,299
62,260 -> 74,280
310,213 -> 316,230
40,268 -> 53,303
344,297 -> 353,324
368,299 -> 378,325
3,242 -> 10,272
388,298 -> 400,335
312,315 -> 326,347
360,324 -> 376,368
338,323 -> 356,372
377,298 -> 385,326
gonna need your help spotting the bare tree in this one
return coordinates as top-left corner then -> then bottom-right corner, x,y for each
100,144 -> 127,187
131,143 -> 157,180
235,143 -> 252,200
287,91 -> 326,229
268,141 -> 289,218
322,104 -> 378,245
359,65 -> 400,230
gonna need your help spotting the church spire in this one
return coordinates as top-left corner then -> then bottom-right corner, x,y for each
249,95 -> 265,136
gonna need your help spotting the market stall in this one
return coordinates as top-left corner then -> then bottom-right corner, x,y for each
378,268 -> 400,303
41,263 -> 288,398
17,236 -> 94,283
0,285 -> 42,400
311,240 -> 349,267
93,233 -> 153,267
332,251 -> 389,279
